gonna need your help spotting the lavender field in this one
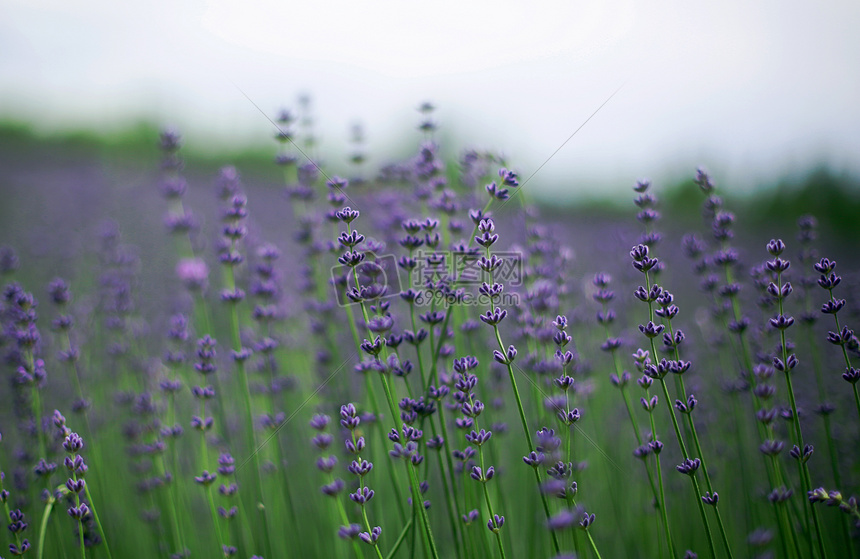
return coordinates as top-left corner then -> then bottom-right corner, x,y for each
1,111 -> 860,559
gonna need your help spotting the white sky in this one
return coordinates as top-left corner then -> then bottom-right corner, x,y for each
2,0 -> 858,197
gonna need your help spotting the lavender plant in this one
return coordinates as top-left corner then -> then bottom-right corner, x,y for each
1,106 -> 859,559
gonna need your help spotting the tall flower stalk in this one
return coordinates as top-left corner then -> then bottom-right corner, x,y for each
476,216 -> 561,555
594,273 -> 661,509
2,431 -> 32,557
632,179 -> 735,558
218,192 -> 273,558
55,417 -> 112,559
765,240 -> 827,558
313,413 -> 365,559
338,204 -> 440,559
633,350 -> 675,558
333,201 -> 412,528
341,404 -> 385,559
694,171 -> 801,553
453,356 -> 506,558
397,217 -> 465,559
814,256 -> 860,422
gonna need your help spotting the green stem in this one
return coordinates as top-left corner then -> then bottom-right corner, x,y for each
585,530 -> 603,559
205,486 -> 228,557
774,502 -> 795,559
155,453 -> 183,556
384,517 -> 413,559
426,411 -> 463,559
713,507 -> 733,559
648,402 -> 675,559
855,384 -> 860,432
83,483 -> 113,559
37,493 -> 56,559
690,475 -> 717,559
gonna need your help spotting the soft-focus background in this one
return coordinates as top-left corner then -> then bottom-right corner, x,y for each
2,0 -> 859,199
